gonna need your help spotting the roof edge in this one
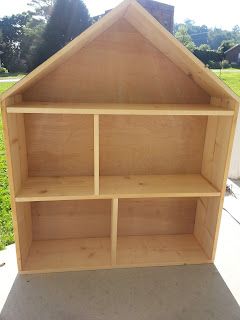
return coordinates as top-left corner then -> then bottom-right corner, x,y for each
1,0 -> 136,102
125,0 -> 240,103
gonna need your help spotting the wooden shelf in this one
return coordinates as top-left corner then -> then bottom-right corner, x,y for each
117,234 -> 211,267
100,174 -> 220,198
7,102 -> 234,116
22,237 -> 111,273
15,176 -> 94,202
22,234 -> 210,273
15,174 -> 220,202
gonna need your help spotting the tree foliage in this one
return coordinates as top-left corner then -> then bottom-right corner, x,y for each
27,0 -> 56,20
175,21 -> 240,51
1,3 -> 240,73
218,39 -> 236,53
0,0 -> 92,72
175,25 -> 196,51
32,0 -> 91,69
0,13 -> 30,72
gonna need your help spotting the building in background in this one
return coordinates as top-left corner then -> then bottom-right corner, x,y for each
138,0 -> 174,33
225,44 -> 240,65
94,0 -> 174,33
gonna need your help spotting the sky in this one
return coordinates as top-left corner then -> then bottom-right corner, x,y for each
0,0 -> 240,30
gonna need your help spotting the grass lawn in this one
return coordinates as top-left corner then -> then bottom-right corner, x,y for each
0,71 -> 240,250
0,82 -> 15,250
0,73 -> 26,80
214,71 -> 240,96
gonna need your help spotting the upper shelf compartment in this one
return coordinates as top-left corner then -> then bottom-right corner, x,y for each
7,102 -> 234,116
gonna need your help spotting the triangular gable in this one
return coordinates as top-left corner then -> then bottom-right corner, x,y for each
22,18 -> 210,104
1,0 -> 239,103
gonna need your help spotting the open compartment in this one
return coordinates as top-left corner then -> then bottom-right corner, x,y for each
7,113 -> 95,201
116,198 -> 211,266
17,199 -> 112,272
99,115 -> 220,197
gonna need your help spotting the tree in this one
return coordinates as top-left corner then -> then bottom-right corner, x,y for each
175,25 -> 196,51
32,0 -> 91,69
0,13 -> 30,72
175,20 -> 209,47
218,39 -> 236,53
28,0 -> 56,20
198,44 -> 211,51
232,25 -> 240,43
208,28 -> 232,50
22,17 -> 46,70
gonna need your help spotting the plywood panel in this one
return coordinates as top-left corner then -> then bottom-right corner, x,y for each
32,200 -> 111,240
197,98 -> 238,260
25,114 -> 94,177
100,115 -> 207,175
15,203 -> 32,266
117,234 -> 210,266
202,116 -> 233,189
23,238 -> 111,273
23,19 -> 209,104
118,198 -> 196,236
111,199 -> 119,264
16,176 -> 94,202
7,102 -> 234,116
100,174 -> 219,198
6,114 -> 28,194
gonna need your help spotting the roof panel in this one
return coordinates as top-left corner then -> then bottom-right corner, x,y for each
1,0 -> 239,103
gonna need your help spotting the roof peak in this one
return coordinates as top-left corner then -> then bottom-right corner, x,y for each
1,0 -> 239,103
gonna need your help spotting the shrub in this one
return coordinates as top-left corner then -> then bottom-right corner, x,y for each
207,60 -> 221,69
193,48 -> 223,67
0,67 -> 8,74
231,62 -> 240,69
221,60 -> 230,69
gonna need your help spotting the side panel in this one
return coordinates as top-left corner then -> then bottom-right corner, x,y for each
1,98 -> 29,270
195,98 -> 239,259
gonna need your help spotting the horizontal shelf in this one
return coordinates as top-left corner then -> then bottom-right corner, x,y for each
22,234 -> 210,273
15,176 -> 95,202
100,174 -> 220,198
23,237 -> 111,273
7,102 -> 234,116
117,234 -> 211,267
15,174 -> 220,202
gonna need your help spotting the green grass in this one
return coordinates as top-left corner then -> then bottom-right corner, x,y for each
0,82 -> 15,250
0,73 -> 26,79
214,71 -> 240,96
0,71 -> 240,250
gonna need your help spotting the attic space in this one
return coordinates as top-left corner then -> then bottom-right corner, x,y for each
22,19 -> 210,104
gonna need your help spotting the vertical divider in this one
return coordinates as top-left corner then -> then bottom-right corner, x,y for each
111,198 -> 119,265
94,114 -> 100,195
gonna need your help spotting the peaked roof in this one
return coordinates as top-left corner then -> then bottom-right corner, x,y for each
225,43 -> 240,53
1,0 -> 239,103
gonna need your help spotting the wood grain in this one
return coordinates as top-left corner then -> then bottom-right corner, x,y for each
100,115 -> 207,175
23,238 -> 111,273
24,114 -> 94,177
23,19 -> 209,104
15,176 -> 94,202
32,200 -> 111,240
118,198 -> 196,236
117,234 -> 210,266
7,102 -> 234,116
111,199 -> 119,264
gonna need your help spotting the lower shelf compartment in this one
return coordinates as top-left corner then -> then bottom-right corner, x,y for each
21,234 -> 210,273
23,237 -> 111,273
117,234 -> 210,267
